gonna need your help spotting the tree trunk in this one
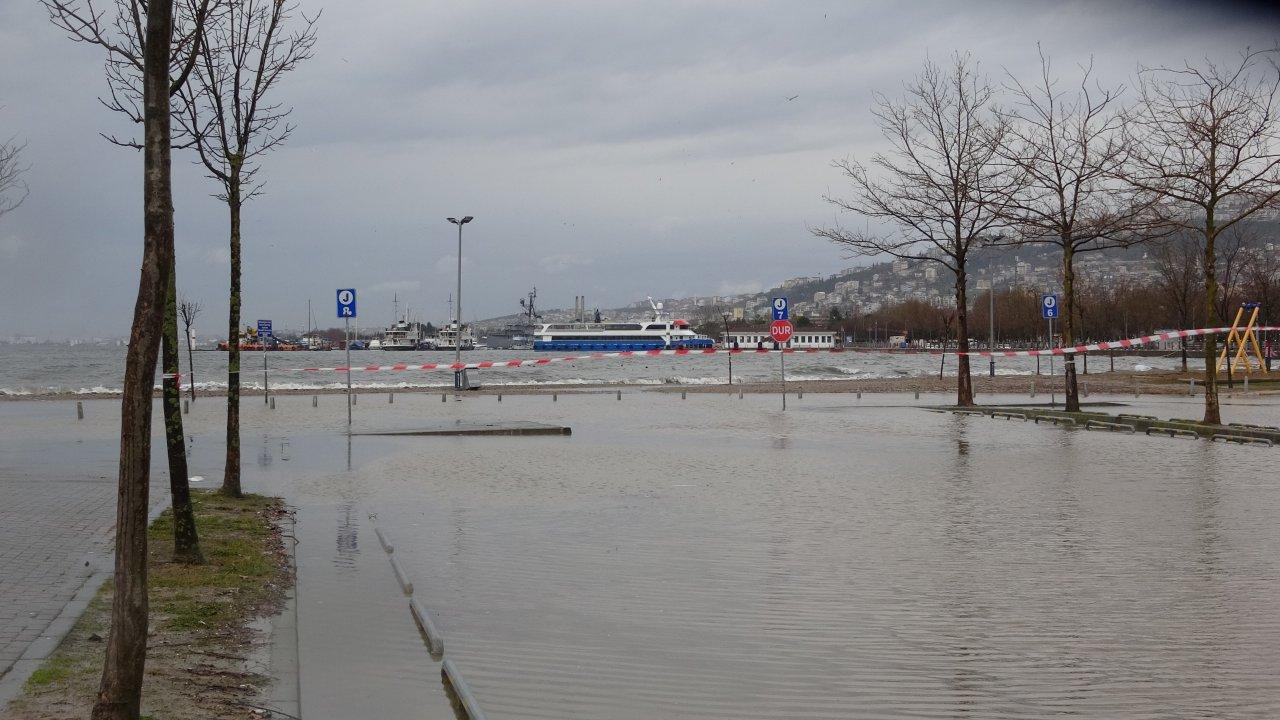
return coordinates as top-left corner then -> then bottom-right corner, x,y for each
222,170 -> 243,498
1180,336 -> 1188,372
184,320 -> 197,401
91,2 -> 173,717
1202,213 -> 1221,425
954,268 -> 974,406
163,263 -> 202,564
1062,242 -> 1080,412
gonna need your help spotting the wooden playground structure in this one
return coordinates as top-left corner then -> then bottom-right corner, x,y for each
1216,302 -> 1270,376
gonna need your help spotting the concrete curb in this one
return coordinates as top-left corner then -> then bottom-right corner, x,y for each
388,555 -> 414,595
262,510 -> 301,719
442,658 -> 487,720
409,598 -> 444,656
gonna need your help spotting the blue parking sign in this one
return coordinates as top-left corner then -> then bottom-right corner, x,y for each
1041,294 -> 1059,319
336,288 -> 357,318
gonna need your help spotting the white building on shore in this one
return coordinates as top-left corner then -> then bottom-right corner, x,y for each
721,328 -> 838,349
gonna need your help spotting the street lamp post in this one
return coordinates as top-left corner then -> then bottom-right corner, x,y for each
447,216 -> 474,391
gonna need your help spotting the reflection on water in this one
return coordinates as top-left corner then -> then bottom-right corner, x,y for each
227,392 -> 1280,720
334,502 -> 360,573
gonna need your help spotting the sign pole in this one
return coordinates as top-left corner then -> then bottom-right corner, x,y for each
335,288 -> 358,430
1048,316 -> 1055,406
770,297 -> 792,411
256,319 -> 272,404
345,316 -> 352,429
780,347 -> 786,411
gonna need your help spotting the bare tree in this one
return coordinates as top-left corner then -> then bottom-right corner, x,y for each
1241,238 -> 1280,326
1151,233 -> 1202,371
42,1 -> 209,715
178,297 -> 202,399
994,49 -> 1157,411
178,0 -> 318,497
1120,48 -> 1280,424
0,132 -> 28,219
813,53 -> 1019,406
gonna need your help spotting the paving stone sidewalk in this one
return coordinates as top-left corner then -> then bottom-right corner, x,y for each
0,470 -> 164,698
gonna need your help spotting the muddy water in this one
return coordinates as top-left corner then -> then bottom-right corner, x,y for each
228,391 -> 1280,719
8,392 -> 1280,718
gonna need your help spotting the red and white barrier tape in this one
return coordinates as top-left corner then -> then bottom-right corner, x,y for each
961,325 -> 1278,358
167,325 -> 1269,377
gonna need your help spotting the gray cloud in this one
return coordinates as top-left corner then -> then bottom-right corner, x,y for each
1,0 -> 1277,336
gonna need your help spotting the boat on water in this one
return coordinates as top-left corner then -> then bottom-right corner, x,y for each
533,298 -> 714,351
380,317 -> 423,350
481,287 -> 541,350
424,322 -> 475,351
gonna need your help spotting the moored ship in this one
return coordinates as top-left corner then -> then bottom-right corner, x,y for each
380,317 -> 422,351
533,298 -> 714,351
481,287 -> 542,350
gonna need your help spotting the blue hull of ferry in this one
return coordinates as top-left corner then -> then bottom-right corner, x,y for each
533,338 -> 715,352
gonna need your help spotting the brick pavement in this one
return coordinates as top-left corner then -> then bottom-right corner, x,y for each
0,468 -> 164,688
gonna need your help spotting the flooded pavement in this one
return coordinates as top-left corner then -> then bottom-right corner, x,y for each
7,391 -> 1280,718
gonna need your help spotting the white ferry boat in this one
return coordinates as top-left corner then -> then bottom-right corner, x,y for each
380,318 -> 422,351
533,299 -> 714,351
426,322 -> 476,351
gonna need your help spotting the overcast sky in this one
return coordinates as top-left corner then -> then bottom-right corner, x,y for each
1,0 -> 1277,337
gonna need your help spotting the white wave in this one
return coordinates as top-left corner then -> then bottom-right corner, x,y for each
74,386 -> 121,395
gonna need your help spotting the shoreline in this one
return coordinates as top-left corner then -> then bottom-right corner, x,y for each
4,370 -> 1276,401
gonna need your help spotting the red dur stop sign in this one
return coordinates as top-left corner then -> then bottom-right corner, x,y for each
770,320 -> 793,344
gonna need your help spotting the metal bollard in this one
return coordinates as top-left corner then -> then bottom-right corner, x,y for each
617,390 -> 622,401
739,391 -> 744,399
76,401 -> 84,420
1244,375 -> 1250,391
681,391 -> 686,400
389,393 -> 394,404
1083,383 -> 1089,398
442,393 -> 447,402
553,393 -> 558,402
183,399 -> 189,415
856,391 -> 862,399
914,389 -> 920,400
352,393 -> 357,406
498,393 -> 502,402
312,395 -> 318,407
798,390 -> 803,399
1189,378 -> 1195,396
270,397 -> 276,409
1031,381 -> 1036,398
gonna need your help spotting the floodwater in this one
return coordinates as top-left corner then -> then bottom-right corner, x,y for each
6,391 -> 1280,718
0,343 -> 1186,395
